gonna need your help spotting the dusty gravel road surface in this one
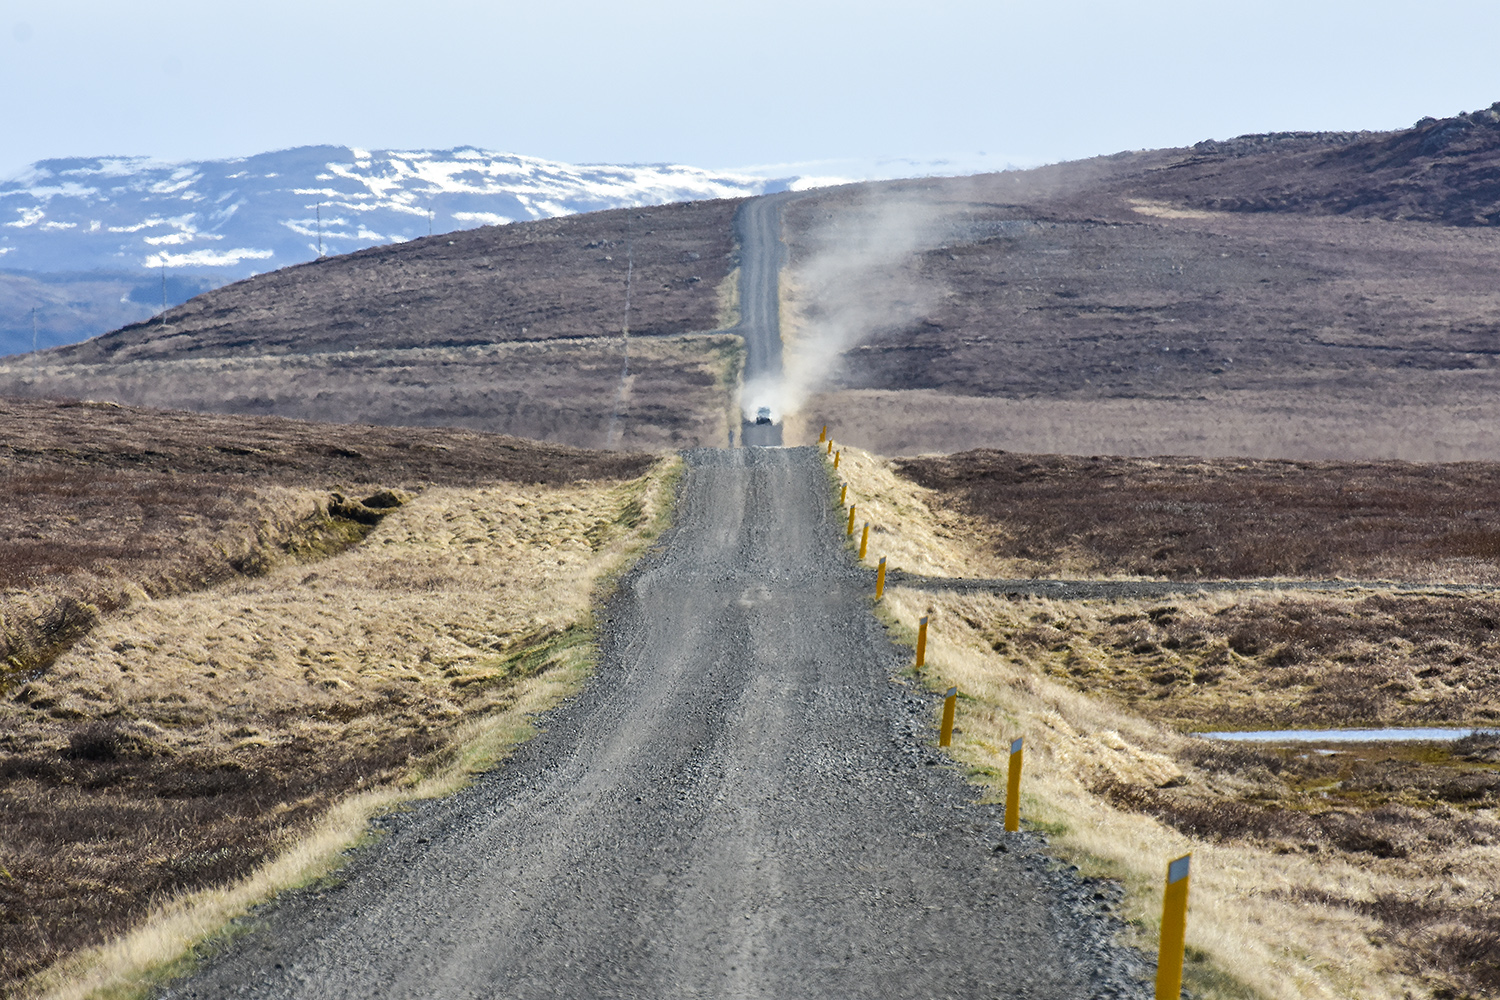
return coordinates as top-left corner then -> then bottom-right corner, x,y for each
164,447 -> 1146,999
733,194 -> 794,448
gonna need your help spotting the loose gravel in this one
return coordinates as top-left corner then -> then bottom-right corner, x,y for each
162,447 -> 1150,999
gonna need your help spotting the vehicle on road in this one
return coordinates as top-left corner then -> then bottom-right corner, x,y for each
755,407 -> 773,425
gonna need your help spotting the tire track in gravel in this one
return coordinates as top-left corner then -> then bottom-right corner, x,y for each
164,446 -> 1148,1000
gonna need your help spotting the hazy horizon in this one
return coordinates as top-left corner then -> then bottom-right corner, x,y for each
4,0 -> 1499,182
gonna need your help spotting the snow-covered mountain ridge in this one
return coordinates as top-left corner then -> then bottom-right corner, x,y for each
0,145 -> 792,355
0,145 -> 789,278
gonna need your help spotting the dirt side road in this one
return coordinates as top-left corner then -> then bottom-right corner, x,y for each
163,447 -> 1144,999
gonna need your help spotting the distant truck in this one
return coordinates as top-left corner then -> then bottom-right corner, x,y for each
755,407 -> 773,425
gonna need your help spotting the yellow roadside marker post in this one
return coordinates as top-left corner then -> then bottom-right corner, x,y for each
1155,854 -> 1192,1000
859,522 -> 870,559
834,449 -> 841,469
819,424 -> 827,443
840,482 -> 848,505
876,557 -> 887,599
826,440 -> 833,456
1004,737 -> 1023,832
846,504 -> 857,536
915,615 -> 928,670
939,687 -> 958,746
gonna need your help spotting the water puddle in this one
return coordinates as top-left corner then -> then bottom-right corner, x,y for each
1196,727 -> 1480,743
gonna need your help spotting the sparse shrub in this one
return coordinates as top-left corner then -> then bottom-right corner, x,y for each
1332,826 -> 1407,858
1266,644 -> 1302,667
1180,740 -> 1283,776
1454,730 -> 1500,763
1227,631 -> 1260,655
1431,928 -> 1500,990
63,723 -> 122,761
61,723 -> 161,763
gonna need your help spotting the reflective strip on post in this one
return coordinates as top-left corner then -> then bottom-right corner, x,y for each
1004,737 -> 1023,832
1155,854 -> 1192,1000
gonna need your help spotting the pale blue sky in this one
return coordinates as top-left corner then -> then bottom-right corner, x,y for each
3,0 -> 1499,180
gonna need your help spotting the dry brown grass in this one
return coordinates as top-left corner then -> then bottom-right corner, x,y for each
0,397 -> 656,485
892,448 -> 1500,583
716,267 -> 740,330
0,478 -> 361,682
781,171 -> 1500,424
989,590 -> 1500,731
809,443 -> 1002,578
829,443 -> 1500,998
883,586 -> 1500,1000
46,200 -> 741,365
0,396 -> 657,684
798,387 -> 1500,463
4,466 -> 676,997
0,399 -> 674,996
0,335 -> 743,452
774,156 -> 1500,465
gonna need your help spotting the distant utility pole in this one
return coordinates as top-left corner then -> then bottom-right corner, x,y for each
428,208 -> 434,237
316,203 -> 324,257
623,212 -> 634,338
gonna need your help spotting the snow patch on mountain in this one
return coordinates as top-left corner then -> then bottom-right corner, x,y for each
0,145 -> 790,279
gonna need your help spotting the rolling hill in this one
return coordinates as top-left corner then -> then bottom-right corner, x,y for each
0,146 -> 787,355
6,103 -> 1500,460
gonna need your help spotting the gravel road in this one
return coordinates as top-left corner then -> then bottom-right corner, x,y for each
163,447 -> 1148,999
732,194 -> 795,449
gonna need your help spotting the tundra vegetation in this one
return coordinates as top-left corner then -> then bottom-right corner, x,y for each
0,199 -> 744,452
777,110 -> 1500,462
835,444 -> 1500,1000
0,398 -> 673,997
13,112 -> 1500,462
7,105 -> 1500,998
895,449 -> 1500,584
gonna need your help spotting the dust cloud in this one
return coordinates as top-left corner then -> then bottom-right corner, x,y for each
744,193 -> 951,423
